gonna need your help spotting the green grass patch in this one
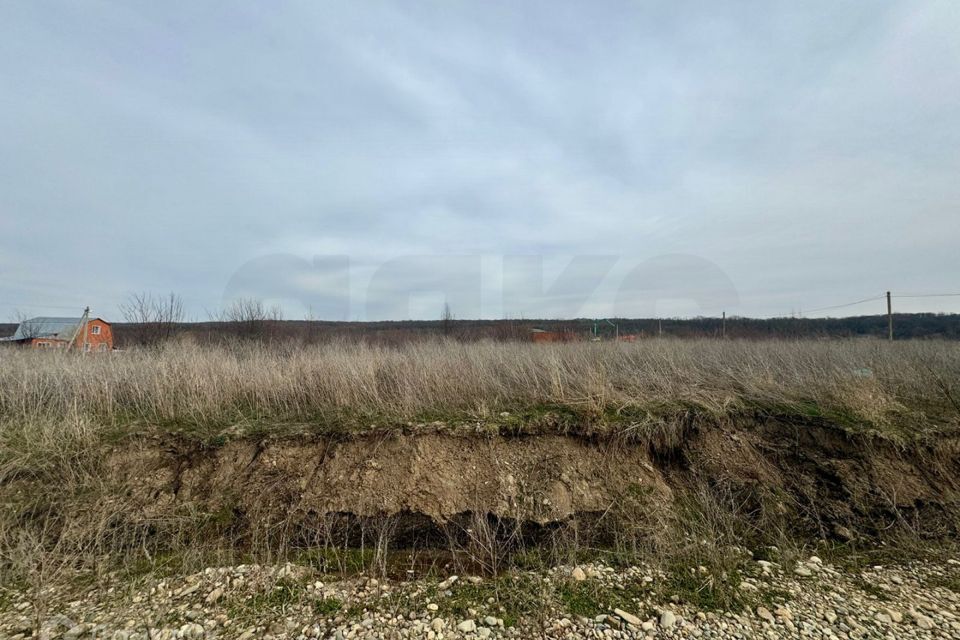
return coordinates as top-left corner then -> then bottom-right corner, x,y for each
313,596 -> 344,615
297,548 -> 378,576
227,579 -> 308,621
437,573 -> 546,628
555,579 -> 651,618
930,574 -> 960,593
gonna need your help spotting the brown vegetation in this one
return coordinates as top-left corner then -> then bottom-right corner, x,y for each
1,338 -> 959,608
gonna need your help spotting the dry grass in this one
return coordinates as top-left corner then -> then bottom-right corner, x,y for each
1,338 -> 958,455
1,337 -> 959,598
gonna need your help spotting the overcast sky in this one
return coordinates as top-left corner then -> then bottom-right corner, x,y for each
2,1 -> 959,321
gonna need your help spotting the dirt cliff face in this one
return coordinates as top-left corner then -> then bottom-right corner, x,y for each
92,418 -> 960,555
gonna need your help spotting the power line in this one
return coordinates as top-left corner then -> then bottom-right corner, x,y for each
801,294 -> 885,315
893,293 -> 960,299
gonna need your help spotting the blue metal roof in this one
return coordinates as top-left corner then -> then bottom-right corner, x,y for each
1,317 -> 85,341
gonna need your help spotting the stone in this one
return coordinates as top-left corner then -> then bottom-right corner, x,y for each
883,608 -> 902,623
835,525 -> 855,541
205,587 -> 223,603
65,624 -> 89,638
756,607 -> 775,623
457,619 -> 477,633
427,603 -> 439,611
178,623 -> 204,639
613,609 -> 642,626
477,628 -> 491,639
431,619 -> 445,632
484,616 -> 499,627
794,566 -> 813,577
660,610 -> 677,628
571,567 -> 587,581
911,612 -> 935,630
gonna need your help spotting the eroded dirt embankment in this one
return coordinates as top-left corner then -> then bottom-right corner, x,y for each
90,417 -> 960,550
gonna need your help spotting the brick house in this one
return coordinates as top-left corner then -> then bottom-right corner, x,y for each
0,316 -> 113,351
529,328 -> 580,343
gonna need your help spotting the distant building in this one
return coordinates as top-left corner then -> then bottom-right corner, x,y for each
0,316 -> 113,351
529,328 -> 580,343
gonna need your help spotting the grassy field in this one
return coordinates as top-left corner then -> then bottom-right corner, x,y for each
2,338 -> 959,462
0,337 -> 958,484
2,337 -> 960,619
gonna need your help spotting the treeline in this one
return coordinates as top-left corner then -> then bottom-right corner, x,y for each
4,313 -> 958,349
113,312 -> 960,347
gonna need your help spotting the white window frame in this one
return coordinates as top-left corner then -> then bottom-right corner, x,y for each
91,325 -> 101,335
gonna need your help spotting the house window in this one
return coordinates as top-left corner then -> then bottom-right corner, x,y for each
91,325 -> 101,335
36,341 -> 49,348
83,343 -> 92,352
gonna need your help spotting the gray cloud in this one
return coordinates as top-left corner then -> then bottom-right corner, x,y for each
1,1 -> 958,320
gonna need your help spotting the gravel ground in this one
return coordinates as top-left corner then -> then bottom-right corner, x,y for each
3,554 -> 960,639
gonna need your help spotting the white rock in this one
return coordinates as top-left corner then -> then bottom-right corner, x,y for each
457,619 -> 476,633
911,611 -> 935,630
614,609 -> 642,626
571,567 -> 587,581
756,607 -> 775,623
883,608 -> 902,623
65,624 -> 89,638
660,610 -> 677,628
177,623 -> 204,639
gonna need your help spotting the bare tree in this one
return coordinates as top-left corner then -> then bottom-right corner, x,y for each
119,292 -> 185,346
213,297 -> 283,341
441,302 -> 454,337
7,310 -> 42,340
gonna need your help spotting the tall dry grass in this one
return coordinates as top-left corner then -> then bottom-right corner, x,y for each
1,337 -> 959,591
0,337 -> 957,481
1,338 -> 958,438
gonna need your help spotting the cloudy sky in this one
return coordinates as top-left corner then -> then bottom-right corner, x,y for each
2,1 -> 958,321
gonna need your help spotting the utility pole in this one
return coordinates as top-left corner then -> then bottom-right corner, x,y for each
722,311 -> 726,339
658,318 -> 662,338
67,306 -> 90,352
886,291 -> 893,341
604,319 -> 618,340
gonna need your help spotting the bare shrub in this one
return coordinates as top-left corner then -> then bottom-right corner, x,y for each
212,298 -> 284,341
119,292 -> 185,346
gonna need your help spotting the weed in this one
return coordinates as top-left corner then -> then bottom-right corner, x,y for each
227,579 -> 307,622
312,596 -> 343,615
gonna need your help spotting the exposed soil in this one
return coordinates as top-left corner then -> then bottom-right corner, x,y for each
84,417 -> 960,553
